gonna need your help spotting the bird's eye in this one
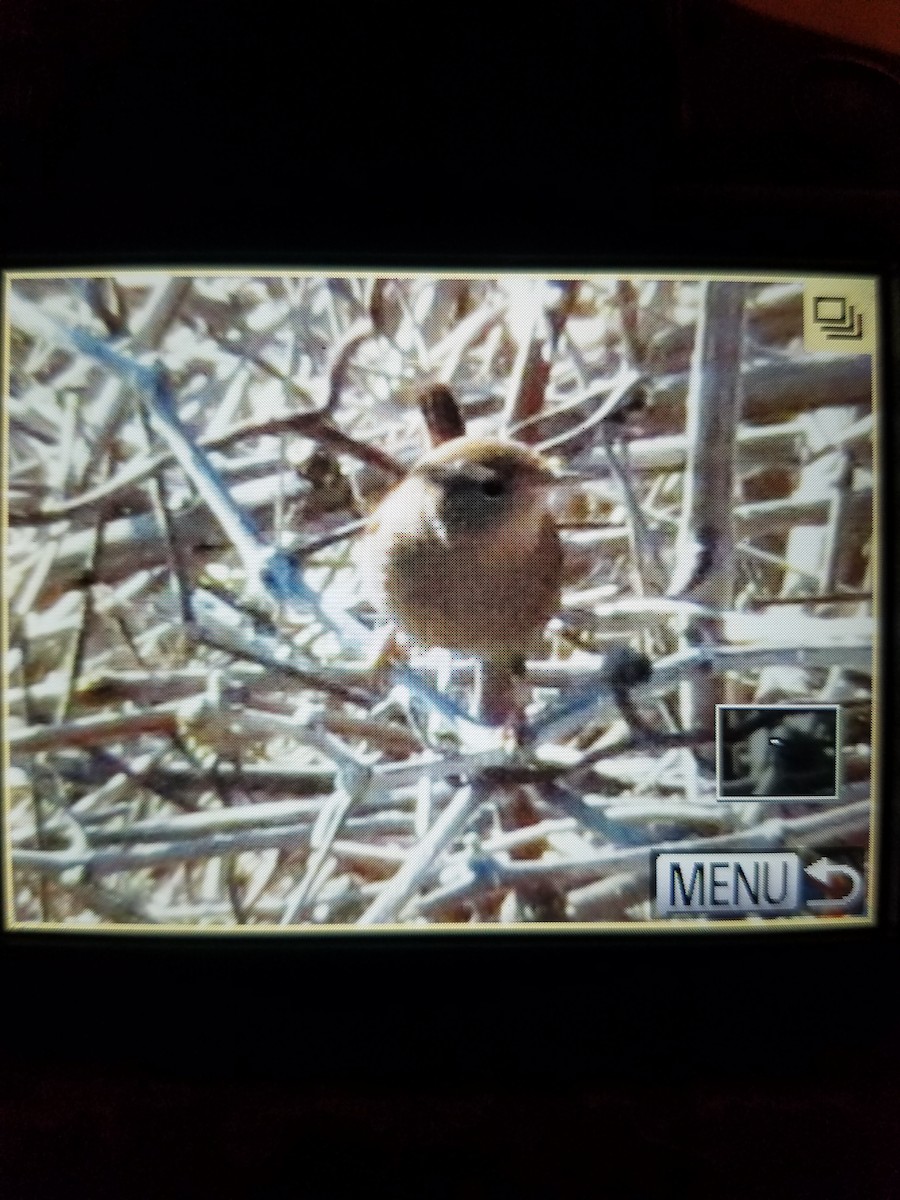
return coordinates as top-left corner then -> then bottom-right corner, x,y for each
480,476 -> 506,498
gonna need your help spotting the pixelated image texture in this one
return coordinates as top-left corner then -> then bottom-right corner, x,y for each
3,273 -> 877,929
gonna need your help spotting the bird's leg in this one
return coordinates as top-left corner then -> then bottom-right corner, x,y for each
477,659 -> 531,742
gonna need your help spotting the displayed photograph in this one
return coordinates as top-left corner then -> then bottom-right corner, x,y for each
2,271 -> 878,930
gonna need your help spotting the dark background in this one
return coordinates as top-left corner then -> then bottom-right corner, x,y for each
2,1 -> 899,1195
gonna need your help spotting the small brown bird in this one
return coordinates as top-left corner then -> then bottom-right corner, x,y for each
364,435 -> 565,723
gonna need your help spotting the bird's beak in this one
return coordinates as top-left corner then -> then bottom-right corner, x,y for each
532,452 -> 592,486
548,468 -> 589,483
543,464 -> 592,485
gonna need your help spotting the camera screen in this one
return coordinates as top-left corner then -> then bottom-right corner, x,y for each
2,269 -> 880,931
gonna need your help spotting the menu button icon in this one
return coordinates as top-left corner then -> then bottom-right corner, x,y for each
655,851 -> 802,917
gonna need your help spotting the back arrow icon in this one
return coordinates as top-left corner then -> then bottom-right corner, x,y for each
805,857 -> 863,910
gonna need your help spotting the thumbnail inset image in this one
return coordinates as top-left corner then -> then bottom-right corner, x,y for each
717,705 -> 840,802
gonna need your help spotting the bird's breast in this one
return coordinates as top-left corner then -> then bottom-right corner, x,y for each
365,479 -> 562,662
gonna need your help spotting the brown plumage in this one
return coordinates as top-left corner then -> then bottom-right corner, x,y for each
364,436 -> 564,722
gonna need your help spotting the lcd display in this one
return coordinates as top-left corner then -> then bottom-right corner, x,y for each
2,270 -> 880,931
